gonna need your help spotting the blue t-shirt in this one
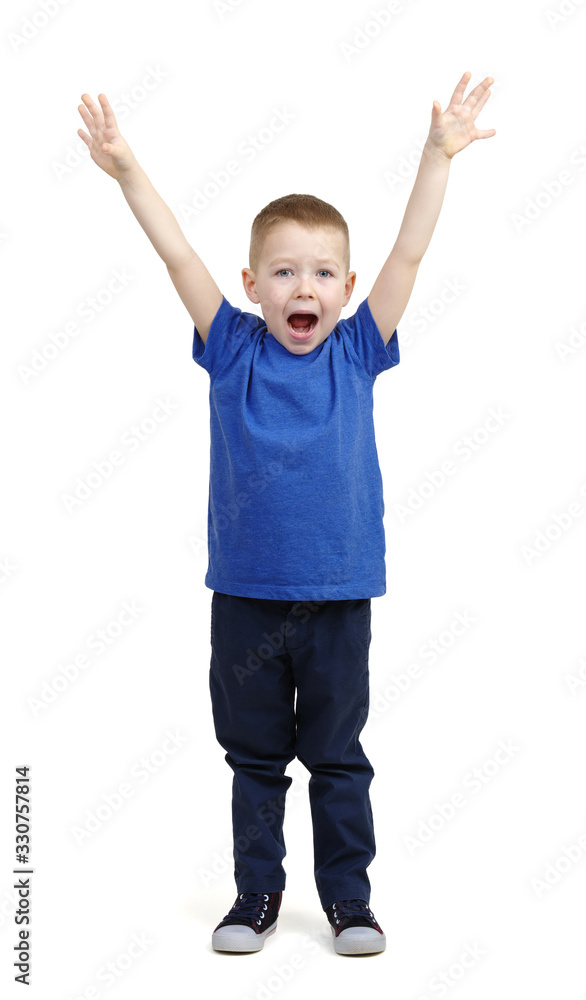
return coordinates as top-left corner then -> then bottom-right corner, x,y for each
192,295 -> 399,600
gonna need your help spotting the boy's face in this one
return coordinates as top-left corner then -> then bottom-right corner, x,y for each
242,221 -> 356,355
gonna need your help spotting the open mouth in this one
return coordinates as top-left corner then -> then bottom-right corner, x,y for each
287,312 -> 318,340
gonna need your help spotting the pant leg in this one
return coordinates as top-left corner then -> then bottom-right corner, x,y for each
209,591 -> 296,893
288,598 -> 376,910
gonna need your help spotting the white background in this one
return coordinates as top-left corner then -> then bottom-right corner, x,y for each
2,0 -> 586,996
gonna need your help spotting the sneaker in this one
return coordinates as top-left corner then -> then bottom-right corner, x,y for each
212,892 -> 282,953
325,898 -> 386,955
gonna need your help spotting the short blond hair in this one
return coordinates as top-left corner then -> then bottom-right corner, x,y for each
249,193 -> 350,274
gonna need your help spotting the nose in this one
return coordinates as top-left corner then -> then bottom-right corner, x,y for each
295,274 -> 315,297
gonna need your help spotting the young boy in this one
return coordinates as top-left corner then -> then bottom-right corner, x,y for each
78,71 -> 495,956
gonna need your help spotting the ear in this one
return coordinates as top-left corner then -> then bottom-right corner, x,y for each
242,267 -> 260,304
343,271 -> 357,305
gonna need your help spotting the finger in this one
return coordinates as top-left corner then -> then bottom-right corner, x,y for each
77,128 -> 91,148
78,103 -> 97,137
468,86 -> 493,120
464,76 -> 494,110
80,92 -> 104,128
447,71 -> 472,108
475,129 -> 496,140
98,93 -> 119,133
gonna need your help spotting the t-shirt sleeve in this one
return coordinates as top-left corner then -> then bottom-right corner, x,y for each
337,296 -> 400,379
192,296 -> 261,379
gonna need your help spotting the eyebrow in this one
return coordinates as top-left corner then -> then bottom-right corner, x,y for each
267,256 -> 340,268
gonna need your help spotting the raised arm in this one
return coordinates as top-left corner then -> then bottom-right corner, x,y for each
368,72 -> 496,346
78,93 -> 222,344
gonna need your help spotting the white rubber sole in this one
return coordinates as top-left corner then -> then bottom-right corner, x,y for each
331,925 -> 386,955
212,922 -> 277,953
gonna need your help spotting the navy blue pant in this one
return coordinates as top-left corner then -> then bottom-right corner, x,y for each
209,592 -> 376,910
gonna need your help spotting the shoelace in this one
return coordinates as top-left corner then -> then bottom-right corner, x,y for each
332,899 -> 374,922
223,893 -> 269,923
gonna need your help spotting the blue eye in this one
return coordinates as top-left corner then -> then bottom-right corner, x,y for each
275,268 -> 332,278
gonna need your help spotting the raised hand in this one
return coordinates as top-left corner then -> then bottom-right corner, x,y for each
428,72 -> 496,160
77,93 -> 137,180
